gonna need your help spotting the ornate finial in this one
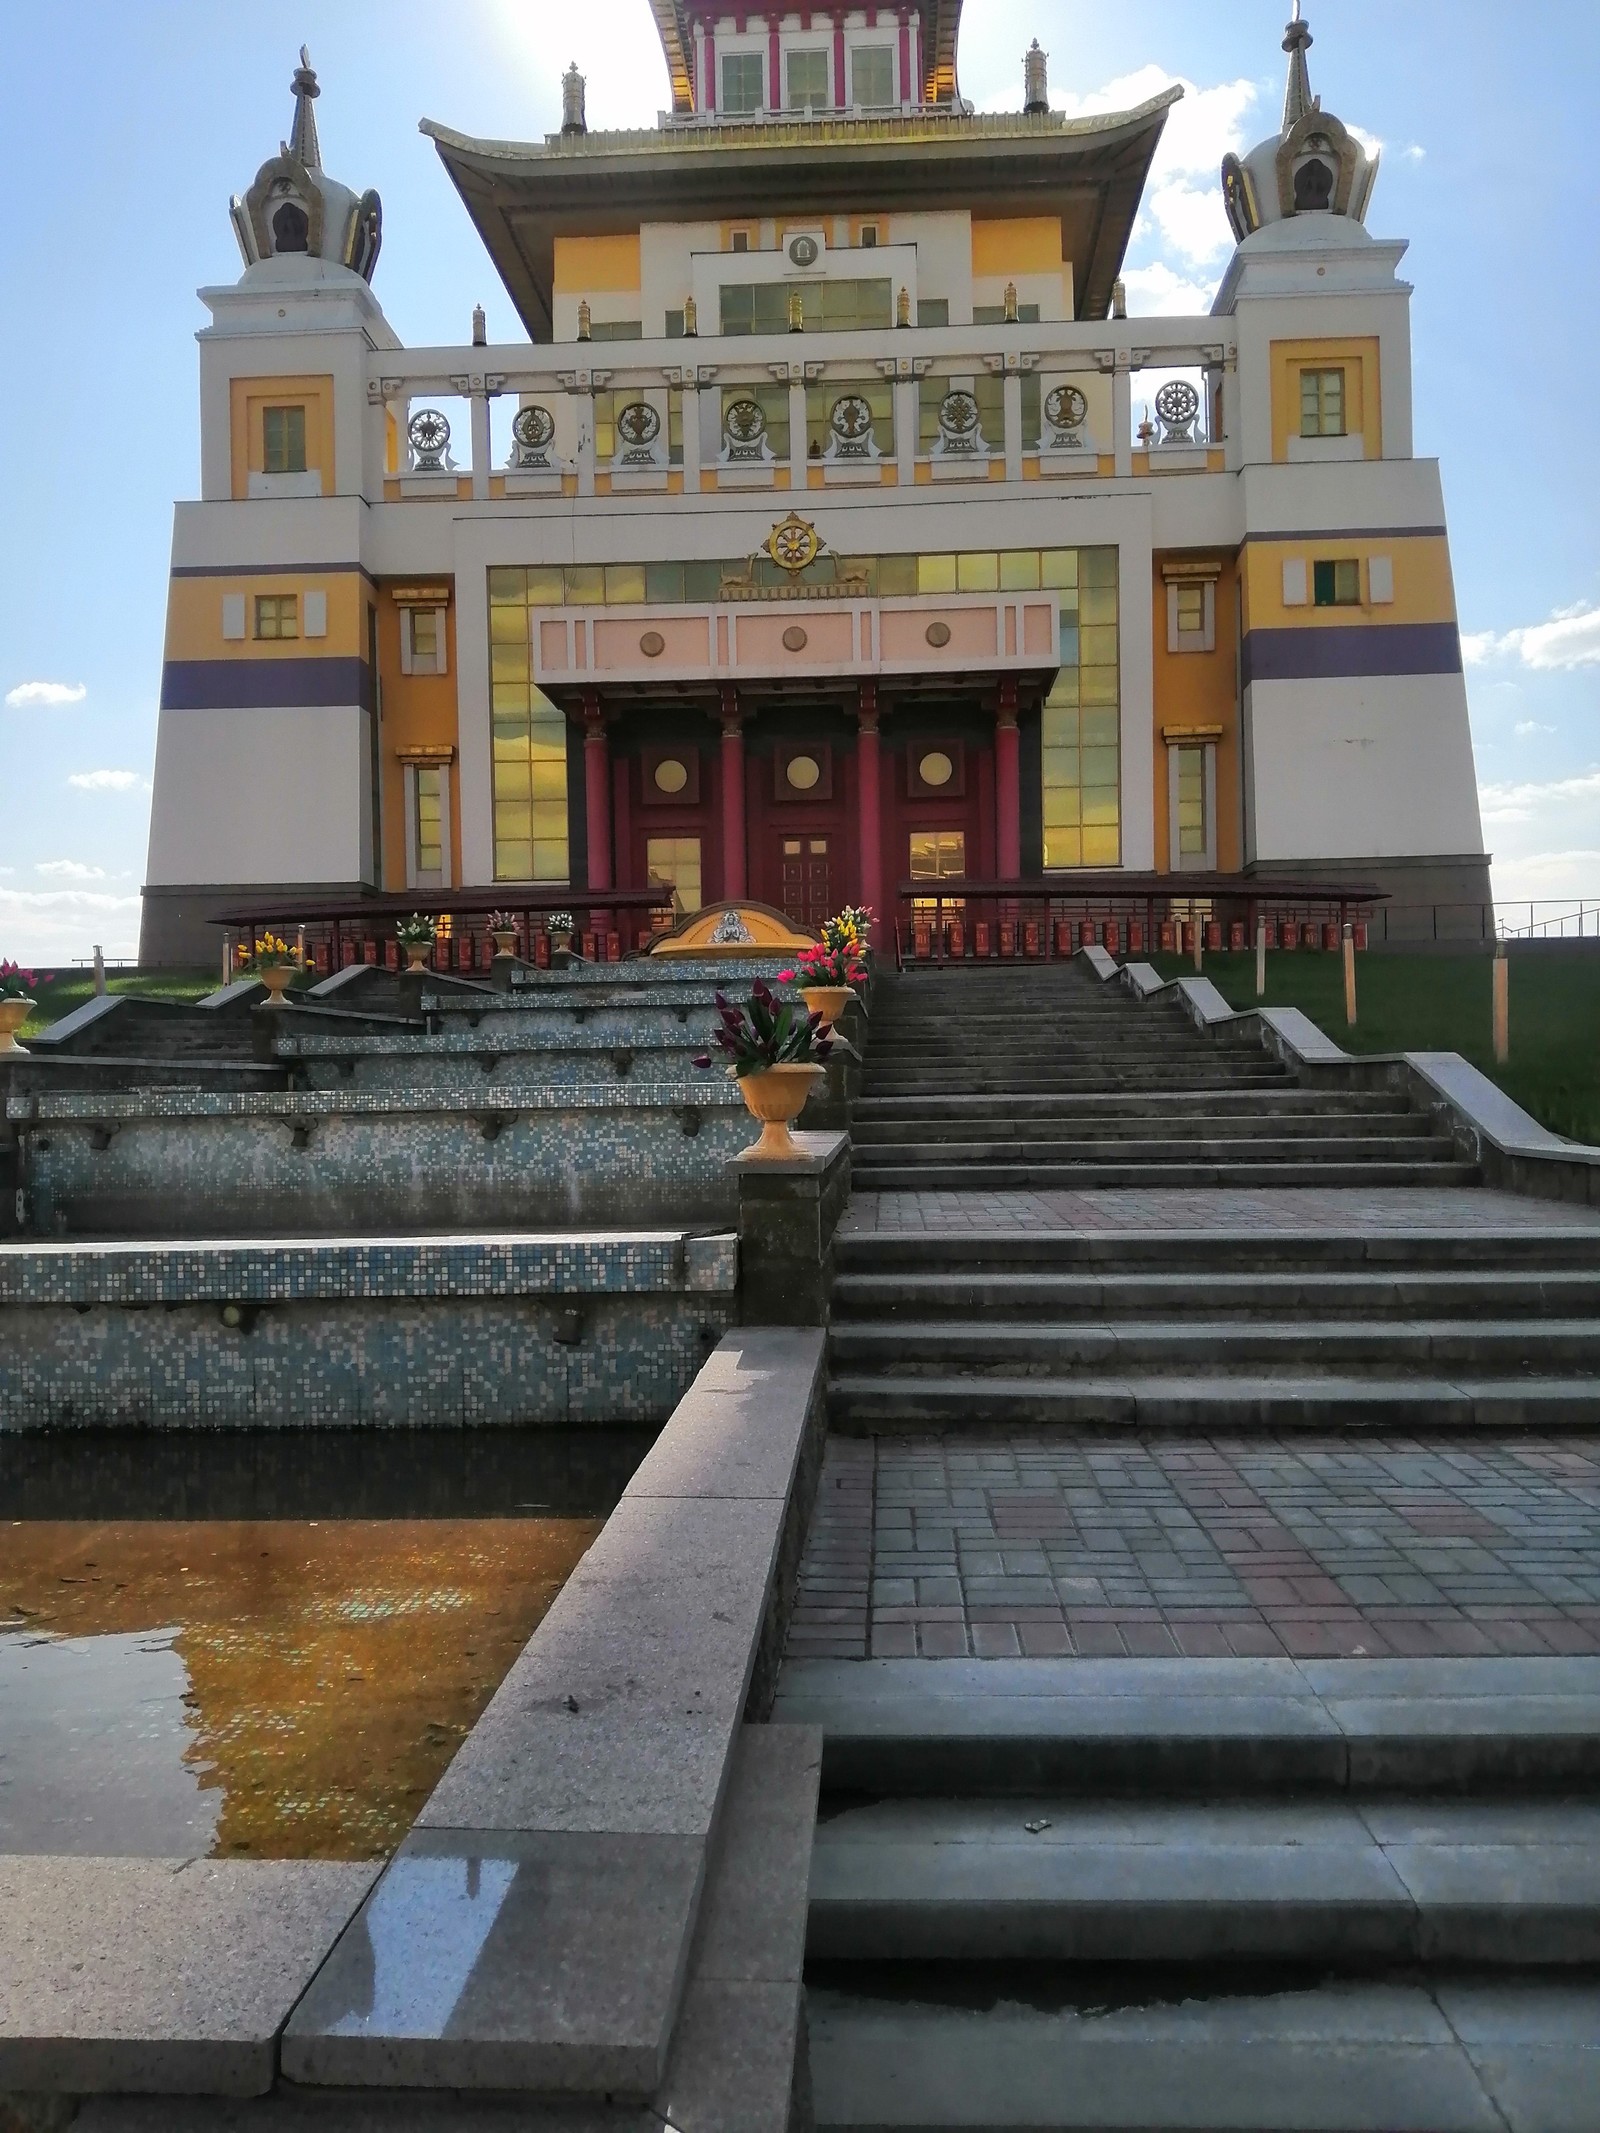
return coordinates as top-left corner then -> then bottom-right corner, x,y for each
577,298 -> 592,340
289,46 -> 321,169
683,294 -> 699,336
562,62 -> 588,135
1023,40 -> 1049,116
788,288 -> 804,333
1281,4 -> 1315,133
896,284 -> 911,328
472,303 -> 487,346
1003,280 -> 1019,323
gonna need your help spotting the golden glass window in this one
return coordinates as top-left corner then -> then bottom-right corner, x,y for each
1313,558 -> 1361,607
1300,367 -> 1346,438
909,831 -> 966,881
262,405 -> 307,474
254,593 -> 297,641
721,51 -> 764,113
1175,583 -> 1205,635
852,45 -> 894,106
788,47 -> 829,109
1176,746 -> 1207,858
486,576 -> 569,881
646,836 -> 702,917
414,768 -> 444,877
1042,546 -> 1120,869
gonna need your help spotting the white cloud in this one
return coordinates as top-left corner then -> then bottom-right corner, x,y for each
1120,261 -> 1217,317
67,769 -> 146,793
1400,144 -> 1426,164
1514,721 -> 1556,739
36,860 -> 110,881
1052,66 -> 1260,274
1491,849 -> 1600,904
6,680 -> 87,709
1479,769 -> 1600,826
1466,603 -> 1600,671
0,886 -> 142,966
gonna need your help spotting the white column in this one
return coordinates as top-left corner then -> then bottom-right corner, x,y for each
470,391 -> 491,501
1003,370 -> 1023,483
895,377 -> 917,485
681,379 -> 702,490
788,372 -> 809,486
1113,360 -> 1133,479
1222,360 -> 1244,473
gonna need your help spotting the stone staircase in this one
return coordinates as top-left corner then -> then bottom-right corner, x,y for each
832,965 -> 1600,1432
778,1653 -> 1600,2133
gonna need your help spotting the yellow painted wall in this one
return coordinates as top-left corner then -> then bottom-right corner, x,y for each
1242,534 -> 1458,630
1151,557 -> 1242,874
971,217 -> 1063,278
1270,336 -> 1381,462
553,233 -> 642,295
375,585 -> 461,891
228,375 -> 334,501
163,571 -> 366,662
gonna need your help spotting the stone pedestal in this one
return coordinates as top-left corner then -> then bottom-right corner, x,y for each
734,1128 -> 851,1326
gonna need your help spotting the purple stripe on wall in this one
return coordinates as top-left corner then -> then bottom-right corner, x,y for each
1242,622 -> 1463,687
161,657 -> 375,711
170,561 -> 378,585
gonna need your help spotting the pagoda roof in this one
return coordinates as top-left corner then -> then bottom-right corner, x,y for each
648,0 -> 965,115
421,91 -> 1181,341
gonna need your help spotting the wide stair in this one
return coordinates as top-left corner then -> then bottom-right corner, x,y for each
779,1653 -> 1600,2132
835,966 -> 1600,1430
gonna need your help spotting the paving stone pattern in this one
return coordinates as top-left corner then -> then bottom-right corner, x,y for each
841,1185 -> 1600,1236
789,1434 -> 1600,1660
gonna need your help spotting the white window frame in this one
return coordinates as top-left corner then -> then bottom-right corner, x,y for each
1166,739 -> 1218,873
403,760 -> 452,890
719,46 -> 767,116
1165,576 -> 1216,654
399,605 -> 449,677
785,43 -> 832,110
849,41 -> 897,109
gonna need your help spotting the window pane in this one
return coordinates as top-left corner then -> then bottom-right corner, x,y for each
488,583 -> 571,884
788,47 -> 830,108
852,45 -> 894,106
1040,549 -> 1079,591
916,298 -> 950,327
999,552 -> 1041,591
262,405 -> 307,475
488,568 -> 526,606
877,555 -> 918,597
647,837 -> 702,915
1078,585 -> 1119,626
526,568 -> 564,606
956,551 -> 999,593
1175,584 -> 1205,633
918,553 -> 958,595
721,51 -> 765,112
604,564 -> 647,605
411,610 -> 439,661
564,565 -> 605,605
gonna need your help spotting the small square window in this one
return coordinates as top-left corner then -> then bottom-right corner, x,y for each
1175,584 -> 1205,635
262,405 -> 306,474
254,593 -> 298,640
1300,367 -> 1346,438
722,51 -> 765,114
787,47 -> 830,110
852,45 -> 895,107
730,228 -> 751,254
1313,558 -> 1361,607
1176,746 -> 1207,858
860,223 -> 880,248
414,768 -> 444,879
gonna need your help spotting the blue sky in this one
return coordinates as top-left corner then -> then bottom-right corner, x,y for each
2,0 -> 1595,963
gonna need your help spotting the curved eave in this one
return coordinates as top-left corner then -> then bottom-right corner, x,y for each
421,88 -> 1181,340
649,1 -> 695,117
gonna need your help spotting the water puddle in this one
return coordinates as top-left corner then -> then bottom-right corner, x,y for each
0,1428 -> 649,1860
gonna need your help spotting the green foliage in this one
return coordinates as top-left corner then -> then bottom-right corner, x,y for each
695,979 -> 834,1078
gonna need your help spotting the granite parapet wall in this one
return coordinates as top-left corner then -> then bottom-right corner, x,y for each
0,1232 -> 737,1430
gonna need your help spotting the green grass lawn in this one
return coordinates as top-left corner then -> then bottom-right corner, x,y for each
16,968 -> 230,1038
1147,950 -> 1600,1148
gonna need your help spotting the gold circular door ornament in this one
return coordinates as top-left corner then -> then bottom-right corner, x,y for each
924,620 -> 952,648
782,625 -> 808,652
765,511 -> 822,576
786,754 -> 821,791
653,757 -> 688,794
919,750 -> 954,788
639,630 -> 666,657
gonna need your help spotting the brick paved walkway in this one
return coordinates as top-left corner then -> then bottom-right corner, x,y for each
789,1434 -> 1600,1660
840,1186 -> 1600,1235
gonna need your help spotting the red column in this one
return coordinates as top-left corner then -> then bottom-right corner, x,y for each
719,685 -> 747,899
769,18 -> 782,110
704,26 -> 716,111
856,683 -> 883,926
833,16 -> 847,105
581,693 -> 612,893
897,7 -> 911,104
995,681 -> 1022,881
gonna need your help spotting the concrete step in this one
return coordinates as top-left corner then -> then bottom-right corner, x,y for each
830,1267 -> 1600,1323
807,1972 -> 1595,2131
850,1112 -> 1435,1147
826,1369 -> 1600,1430
834,1230 -> 1600,1274
849,1135 -> 1455,1166
773,1656 -> 1600,1797
849,1161 -> 1480,1192
852,1090 -> 1402,1119
827,1318 -> 1600,1376
808,1795 -> 1600,1966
